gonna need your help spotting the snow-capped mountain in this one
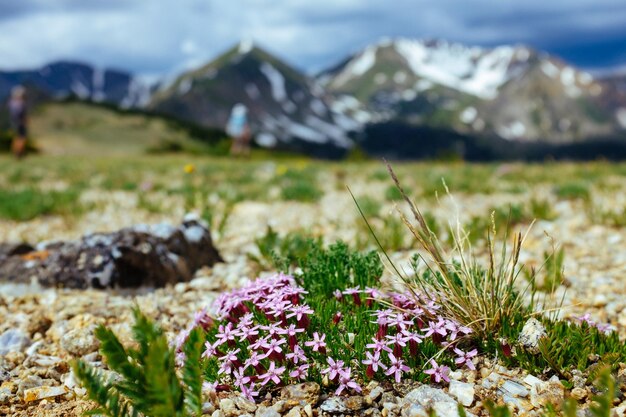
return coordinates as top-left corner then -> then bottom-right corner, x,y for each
0,61 -> 149,108
320,38 -> 620,142
148,42 -> 358,156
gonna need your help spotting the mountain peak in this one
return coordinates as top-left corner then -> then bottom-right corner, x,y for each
238,39 -> 255,54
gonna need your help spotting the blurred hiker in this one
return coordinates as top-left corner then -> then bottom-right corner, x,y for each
227,103 -> 251,156
8,86 -> 28,159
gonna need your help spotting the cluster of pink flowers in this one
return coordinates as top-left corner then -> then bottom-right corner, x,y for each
573,313 -> 615,334
337,286 -> 477,384
176,276 -> 481,402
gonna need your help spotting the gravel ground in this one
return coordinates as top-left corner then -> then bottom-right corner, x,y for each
1,177 -> 625,416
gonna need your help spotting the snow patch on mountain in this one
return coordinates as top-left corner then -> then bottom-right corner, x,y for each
392,39 -> 515,99
332,45 -> 377,87
178,78 -> 192,95
305,115 -> 351,147
71,79 -> 90,100
239,39 -> 254,54
497,121 -> 526,140
256,132 -> 277,147
92,68 -> 105,102
260,62 -> 287,102
460,107 -> 477,124
541,61 -> 560,78
617,108 -> 626,129
245,83 -> 260,100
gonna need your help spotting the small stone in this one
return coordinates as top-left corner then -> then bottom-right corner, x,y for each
530,379 -> 564,408
303,404 -> 313,417
500,380 -> 529,398
518,318 -> 547,354
449,380 -> 475,406
219,398 -> 238,417
366,386 -> 384,404
23,385 -> 68,402
203,402 -> 216,415
448,371 -> 463,380
383,402 -> 398,412
403,404 -> 428,417
280,382 -> 320,407
61,327 -> 99,357
271,400 -> 287,413
320,397 -> 347,414
212,410 -> 225,417
522,374 -> 542,388
401,386 -> 471,417
284,406 -> 302,417
345,395 -> 364,411
571,387 -> 587,400
0,329 -> 31,355
364,408 -> 382,417
17,375 -> 43,396
233,395 -> 257,413
255,405 -> 280,417
0,387 -> 12,404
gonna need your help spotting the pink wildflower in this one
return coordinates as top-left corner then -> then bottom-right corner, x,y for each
321,357 -> 345,381
362,350 -> 387,378
304,332 -> 326,353
424,359 -> 450,383
385,353 -> 410,383
453,348 -> 478,370
335,367 -> 361,395
366,337 -> 392,354
289,364 -> 310,380
343,287 -> 362,306
258,361 -> 286,386
286,345 -> 307,364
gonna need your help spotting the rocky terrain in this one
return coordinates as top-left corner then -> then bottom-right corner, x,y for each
0,158 -> 626,416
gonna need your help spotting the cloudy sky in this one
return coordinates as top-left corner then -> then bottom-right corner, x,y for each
1,0 -> 625,78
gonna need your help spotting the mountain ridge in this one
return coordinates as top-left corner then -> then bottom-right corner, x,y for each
1,37 -> 625,158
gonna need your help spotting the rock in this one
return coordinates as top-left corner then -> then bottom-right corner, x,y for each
570,387 -> 587,400
402,404 -> 428,417
303,404 -> 313,417
280,382 -> 320,407
61,327 -> 99,357
23,385 -> 68,402
518,318 -> 547,354
284,406 -> 302,417
219,398 -> 238,417
212,410 -> 225,417
233,395 -> 257,413
345,395 -> 364,411
203,402 -> 216,415
530,378 -> 564,408
449,380 -> 475,406
383,402 -> 398,413
271,400 -> 287,414
0,387 -> 12,404
0,219 -> 222,288
364,408 -> 382,417
26,312 -> 53,337
255,405 -> 280,417
522,374 -> 542,389
366,386 -> 385,404
0,369 -> 10,384
401,386 -> 471,417
17,375 -> 43,396
0,329 -> 31,355
500,380 -> 529,398
320,397 -> 347,414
